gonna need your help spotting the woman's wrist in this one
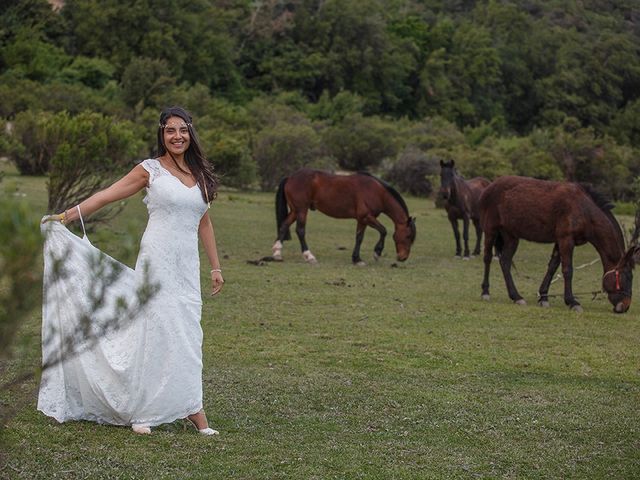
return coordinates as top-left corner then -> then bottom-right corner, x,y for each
210,268 -> 222,274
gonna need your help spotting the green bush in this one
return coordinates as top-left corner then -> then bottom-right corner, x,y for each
0,194 -> 43,359
58,56 -> 116,89
382,146 -> 439,197
0,74 -> 119,118
550,120 -> 640,200
308,90 -> 366,123
205,133 -> 256,189
495,134 -> 563,180
253,121 -> 333,191
323,113 -> 398,171
444,144 -> 513,180
120,57 -> 175,111
245,96 -> 311,131
6,110 -> 52,175
397,116 -> 465,151
1,28 -> 70,82
42,111 -> 146,213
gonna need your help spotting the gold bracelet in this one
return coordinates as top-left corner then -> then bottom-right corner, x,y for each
60,211 -> 66,224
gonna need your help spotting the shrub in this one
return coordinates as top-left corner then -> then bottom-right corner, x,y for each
323,113 -> 398,171
42,111 -> 146,214
444,144 -> 513,180
495,133 -> 563,180
6,110 -> 52,175
58,56 -> 116,89
308,90 -> 366,123
121,57 -> 175,111
383,146 -> 439,197
253,121 -> 333,190
203,132 -> 256,189
399,116 -> 465,151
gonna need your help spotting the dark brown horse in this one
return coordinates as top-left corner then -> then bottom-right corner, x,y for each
272,168 -> 416,264
439,160 -> 491,258
479,175 -> 640,313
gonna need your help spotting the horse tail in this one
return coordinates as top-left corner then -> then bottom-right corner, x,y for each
275,176 -> 291,241
494,231 -> 504,257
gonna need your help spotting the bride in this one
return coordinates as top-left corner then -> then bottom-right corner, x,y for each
39,106 -> 224,436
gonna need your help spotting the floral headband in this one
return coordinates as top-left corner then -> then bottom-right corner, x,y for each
159,120 -> 192,128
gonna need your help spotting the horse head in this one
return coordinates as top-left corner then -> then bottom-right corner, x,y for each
439,159 -> 456,200
393,216 -> 416,261
603,245 -> 640,313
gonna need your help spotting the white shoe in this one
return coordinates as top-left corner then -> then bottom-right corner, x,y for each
132,424 -> 151,435
197,427 -> 219,436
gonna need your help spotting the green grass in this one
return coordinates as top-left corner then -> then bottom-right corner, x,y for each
1,166 -> 639,479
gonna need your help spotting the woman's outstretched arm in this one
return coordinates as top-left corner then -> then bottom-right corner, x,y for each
45,164 -> 149,224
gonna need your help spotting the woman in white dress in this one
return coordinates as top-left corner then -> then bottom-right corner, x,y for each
39,106 -> 223,436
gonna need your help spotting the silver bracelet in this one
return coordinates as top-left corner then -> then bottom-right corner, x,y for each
210,268 -> 222,274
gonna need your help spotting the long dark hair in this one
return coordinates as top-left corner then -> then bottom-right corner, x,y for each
156,106 -> 218,204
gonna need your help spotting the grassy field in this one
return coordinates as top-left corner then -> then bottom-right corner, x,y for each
1,165 -> 639,479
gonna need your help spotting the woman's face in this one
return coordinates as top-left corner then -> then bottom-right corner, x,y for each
162,116 -> 191,157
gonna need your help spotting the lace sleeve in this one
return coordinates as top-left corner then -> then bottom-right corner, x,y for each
140,159 -> 161,185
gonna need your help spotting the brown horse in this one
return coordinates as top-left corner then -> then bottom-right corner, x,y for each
439,160 -> 490,258
479,176 -> 640,313
272,168 -> 416,264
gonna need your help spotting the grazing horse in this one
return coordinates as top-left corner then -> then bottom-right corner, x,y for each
272,168 -> 416,264
479,175 -> 640,313
439,160 -> 490,259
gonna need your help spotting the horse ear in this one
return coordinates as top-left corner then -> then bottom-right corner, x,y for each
624,244 -> 640,267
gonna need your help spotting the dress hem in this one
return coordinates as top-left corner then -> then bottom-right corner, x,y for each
37,403 -> 204,428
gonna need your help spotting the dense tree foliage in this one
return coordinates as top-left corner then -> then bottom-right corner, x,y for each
1,0 -> 639,200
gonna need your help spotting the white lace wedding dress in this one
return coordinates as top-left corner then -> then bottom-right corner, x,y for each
38,159 -> 208,427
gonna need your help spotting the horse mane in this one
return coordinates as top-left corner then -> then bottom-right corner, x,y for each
579,183 -> 625,247
357,171 -> 410,217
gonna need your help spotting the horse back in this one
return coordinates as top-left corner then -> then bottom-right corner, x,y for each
480,176 -> 600,243
284,169 -> 386,218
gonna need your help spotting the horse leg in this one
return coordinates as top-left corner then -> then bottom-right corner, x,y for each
367,217 -> 387,261
272,211 -> 297,260
537,243 -> 561,307
449,217 -> 462,257
295,210 -> 317,264
462,215 -> 471,259
472,218 -> 482,256
498,235 -> 525,305
481,230 -> 496,300
558,241 -> 581,311
352,222 -> 367,265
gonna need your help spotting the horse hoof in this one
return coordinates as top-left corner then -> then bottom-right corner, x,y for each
463,256 -> 470,261
455,255 -> 462,259
515,299 -> 527,306
302,250 -> 317,264
481,294 -> 490,301
571,305 -> 583,313
354,261 -> 367,267
373,253 -> 380,261
272,253 -> 283,261
538,300 -> 550,308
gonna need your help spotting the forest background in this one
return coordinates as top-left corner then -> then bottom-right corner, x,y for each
2,0 -> 640,208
